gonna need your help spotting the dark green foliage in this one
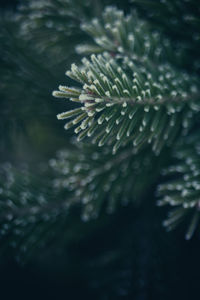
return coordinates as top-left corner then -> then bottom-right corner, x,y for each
54,7 -> 200,155
131,0 -> 200,73
1,0 -> 200,278
0,164 -> 71,262
50,142 -> 164,220
157,133 -> 200,239
53,3 -> 200,239
54,51 -> 199,154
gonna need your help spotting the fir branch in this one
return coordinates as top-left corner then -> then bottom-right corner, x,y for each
76,6 -> 186,68
131,0 -> 200,72
0,141 -> 163,259
50,141 -> 163,221
0,164 -> 71,262
157,133 -> 200,240
54,52 -> 200,154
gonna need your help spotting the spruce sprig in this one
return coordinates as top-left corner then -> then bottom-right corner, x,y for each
50,142 -> 162,221
54,50 -> 199,154
157,134 -> 200,240
0,164 -> 70,262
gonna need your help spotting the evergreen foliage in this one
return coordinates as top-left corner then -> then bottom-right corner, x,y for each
157,132 -> 200,240
53,4 -> 200,238
50,142 -> 163,220
54,7 -> 199,155
1,0 -> 200,274
0,163 -> 71,262
131,0 -> 200,72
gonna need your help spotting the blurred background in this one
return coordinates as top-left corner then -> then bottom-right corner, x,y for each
1,1 -> 200,299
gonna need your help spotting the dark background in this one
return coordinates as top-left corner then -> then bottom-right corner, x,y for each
1,0 -> 18,9
1,1 -> 200,299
